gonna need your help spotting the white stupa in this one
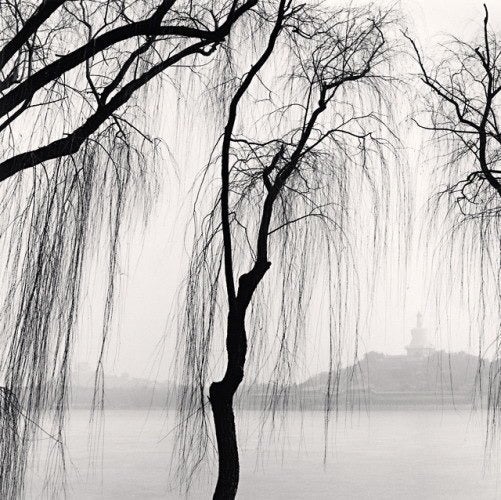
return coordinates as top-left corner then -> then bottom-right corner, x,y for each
405,312 -> 435,358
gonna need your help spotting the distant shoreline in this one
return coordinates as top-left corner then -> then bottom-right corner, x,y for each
71,349 -> 489,410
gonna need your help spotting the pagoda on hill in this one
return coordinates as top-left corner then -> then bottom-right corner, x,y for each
405,312 -> 435,358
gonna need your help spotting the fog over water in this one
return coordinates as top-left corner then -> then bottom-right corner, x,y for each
27,410 -> 501,499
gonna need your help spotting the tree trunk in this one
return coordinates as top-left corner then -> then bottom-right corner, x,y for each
209,382 -> 239,499
209,308 -> 247,499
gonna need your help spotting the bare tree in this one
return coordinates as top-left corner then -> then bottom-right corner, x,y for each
178,2 -> 397,498
0,1 -> 258,497
407,5 -> 501,216
0,1 -> 258,181
407,5 -> 501,440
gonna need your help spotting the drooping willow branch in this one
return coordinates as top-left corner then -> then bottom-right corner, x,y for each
176,2 -> 399,492
408,4 -> 501,441
0,1 -> 257,497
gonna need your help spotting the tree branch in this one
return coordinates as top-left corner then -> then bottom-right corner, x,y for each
0,0 -> 66,73
0,0 -> 258,118
0,39 -> 210,182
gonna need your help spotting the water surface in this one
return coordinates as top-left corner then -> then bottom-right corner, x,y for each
27,409 -> 501,499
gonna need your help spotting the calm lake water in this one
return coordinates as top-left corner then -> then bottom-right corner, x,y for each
26,409 -> 501,499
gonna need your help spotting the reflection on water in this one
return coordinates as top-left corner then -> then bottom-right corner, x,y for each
27,409 -> 501,499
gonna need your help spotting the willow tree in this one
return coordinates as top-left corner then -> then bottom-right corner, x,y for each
0,1 -> 257,497
178,2 -> 397,497
407,6 -> 501,430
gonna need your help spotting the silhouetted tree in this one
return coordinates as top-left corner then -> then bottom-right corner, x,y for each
178,2 -> 397,497
408,5 -> 501,217
0,1 -> 257,497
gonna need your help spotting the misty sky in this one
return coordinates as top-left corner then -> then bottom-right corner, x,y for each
74,0 -> 501,381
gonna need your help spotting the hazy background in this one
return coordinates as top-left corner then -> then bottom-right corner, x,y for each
72,0 -> 501,382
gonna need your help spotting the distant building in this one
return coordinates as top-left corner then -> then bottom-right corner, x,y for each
295,313 -> 484,409
405,312 -> 435,358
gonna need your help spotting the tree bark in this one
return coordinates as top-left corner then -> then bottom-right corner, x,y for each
209,308 -> 247,499
209,382 -> 239,499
